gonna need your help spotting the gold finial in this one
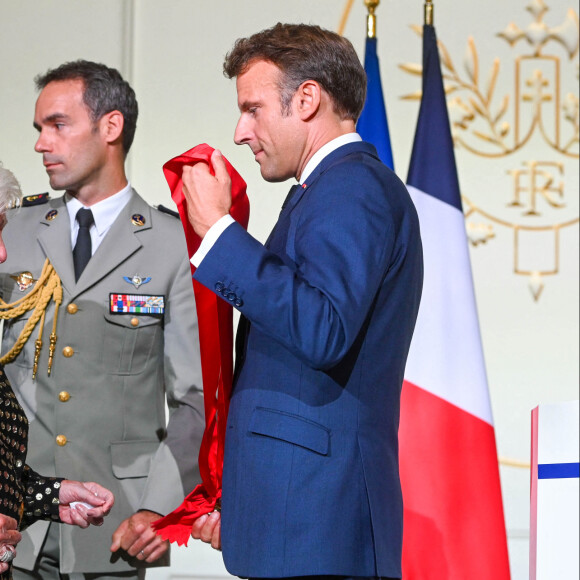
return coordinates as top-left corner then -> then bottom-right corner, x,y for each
425,0 -> 434,26
364,0 -> 380,39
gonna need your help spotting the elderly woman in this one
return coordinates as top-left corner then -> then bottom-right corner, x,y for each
0,163 -> 114,578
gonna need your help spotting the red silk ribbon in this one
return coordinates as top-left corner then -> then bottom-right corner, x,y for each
152,143 -> 249,546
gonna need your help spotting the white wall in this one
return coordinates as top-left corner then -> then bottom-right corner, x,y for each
1,1 -> 578,579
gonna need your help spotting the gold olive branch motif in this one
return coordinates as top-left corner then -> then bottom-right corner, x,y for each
442,38 -> 517,157
400,26 -> 517,157
400,6 -> 580,159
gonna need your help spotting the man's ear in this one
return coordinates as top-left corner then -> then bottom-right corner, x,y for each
296,80 -> 321,121
100,110 -> 124,145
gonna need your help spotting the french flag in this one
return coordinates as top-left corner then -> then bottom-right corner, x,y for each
357,32 -> 395,170
399,23 -> 511,578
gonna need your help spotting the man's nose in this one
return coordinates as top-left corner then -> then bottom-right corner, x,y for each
34,131 -> 50,153
234,117 -> 250,145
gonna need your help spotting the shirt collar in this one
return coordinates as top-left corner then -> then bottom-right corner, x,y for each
66,183 -> 132,236
299,133 -> 362,185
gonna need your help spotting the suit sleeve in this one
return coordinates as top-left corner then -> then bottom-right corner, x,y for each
194,164 -> 403,370
139,252 -> 205,515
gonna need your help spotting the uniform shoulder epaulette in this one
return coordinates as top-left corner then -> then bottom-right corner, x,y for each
156,204 -> 180,219
22,193 -> 50,207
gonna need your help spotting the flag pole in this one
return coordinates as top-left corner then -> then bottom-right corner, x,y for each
424,0 -> 433,26
337,0 -> 355,36
364,0 -> 380,38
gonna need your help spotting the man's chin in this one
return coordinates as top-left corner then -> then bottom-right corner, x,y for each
47,177 -> 66,191
259,167 -> 293,183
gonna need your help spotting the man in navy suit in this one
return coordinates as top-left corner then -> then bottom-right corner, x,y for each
184,23 -> 423,580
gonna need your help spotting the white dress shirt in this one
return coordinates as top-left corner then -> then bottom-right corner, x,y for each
66,183 -> 132,255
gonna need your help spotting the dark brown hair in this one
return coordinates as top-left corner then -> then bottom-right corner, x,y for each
224,23 -> 367,121
35,60 -> 138,155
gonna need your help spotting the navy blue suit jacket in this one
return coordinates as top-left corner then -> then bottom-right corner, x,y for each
195,141 -> 423,577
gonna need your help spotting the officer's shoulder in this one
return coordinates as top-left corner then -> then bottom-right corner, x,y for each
153,204 -> 180,220
10,192 -> 51,210
6,193 -> 57,225
143,204 -> 186,244
150,204 -> 184,231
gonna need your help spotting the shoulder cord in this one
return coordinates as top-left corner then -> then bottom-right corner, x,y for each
0,259 -> 63,379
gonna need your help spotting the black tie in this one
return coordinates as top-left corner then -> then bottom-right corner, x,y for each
73,208 -> 94,281
266,183 -> 300,248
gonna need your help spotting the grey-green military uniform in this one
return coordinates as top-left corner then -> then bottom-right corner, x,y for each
0,190 -> 204,574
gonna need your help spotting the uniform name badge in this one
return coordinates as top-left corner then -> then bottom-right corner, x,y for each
109,293 -> 165,315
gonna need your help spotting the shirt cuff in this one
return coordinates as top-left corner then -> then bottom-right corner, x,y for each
191,214 -> 235,268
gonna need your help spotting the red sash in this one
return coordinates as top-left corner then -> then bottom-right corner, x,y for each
152,144 -> 249,545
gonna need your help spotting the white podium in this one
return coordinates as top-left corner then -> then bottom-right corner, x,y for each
530,401 -> 579,580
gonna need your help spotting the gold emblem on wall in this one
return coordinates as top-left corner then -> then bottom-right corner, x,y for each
401,0 -> 579,300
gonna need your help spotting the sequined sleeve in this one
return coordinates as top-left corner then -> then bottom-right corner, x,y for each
19,465 -> 64,529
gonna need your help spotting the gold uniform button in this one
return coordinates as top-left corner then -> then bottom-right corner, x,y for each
130,317 -> 140,327
58,391 -> 71,402
67,303 -> 78,315
56,435 -> 67,446
62,346 -> 74,358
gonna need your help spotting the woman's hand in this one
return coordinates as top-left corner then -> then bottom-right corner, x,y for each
58,480 -> 114,528
0,514 -> 20,572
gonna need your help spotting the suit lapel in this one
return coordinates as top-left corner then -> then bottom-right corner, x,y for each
265,184 -> 300,248
266,143 -> 377,250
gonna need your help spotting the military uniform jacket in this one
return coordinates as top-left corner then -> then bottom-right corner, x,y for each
0,190 -> 204,574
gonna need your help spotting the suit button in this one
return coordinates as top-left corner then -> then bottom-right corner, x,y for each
215,282 -> 225,292
234,298 -> 244,307
62,346 -> 74,358
130,317 -> 140,327
67,303 -> 78,315
226,292 -> 236,302
58,391 -> 71,402
56,435 -> 67,446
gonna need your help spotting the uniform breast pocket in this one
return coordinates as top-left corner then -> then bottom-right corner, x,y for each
102,307 -> 163,375
1,314 -> 34,368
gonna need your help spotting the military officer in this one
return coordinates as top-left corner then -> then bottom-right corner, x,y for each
0,60 -> 204,579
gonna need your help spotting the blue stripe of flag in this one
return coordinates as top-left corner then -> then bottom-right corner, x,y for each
406,25 -> 462,212
357,37 -> 394,170
538,462 -> 580,479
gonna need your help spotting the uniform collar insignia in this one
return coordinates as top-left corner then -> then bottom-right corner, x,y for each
131,214 -> 146,226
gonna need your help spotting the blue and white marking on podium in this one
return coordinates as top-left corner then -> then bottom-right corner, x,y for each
530,401 -> 579,580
